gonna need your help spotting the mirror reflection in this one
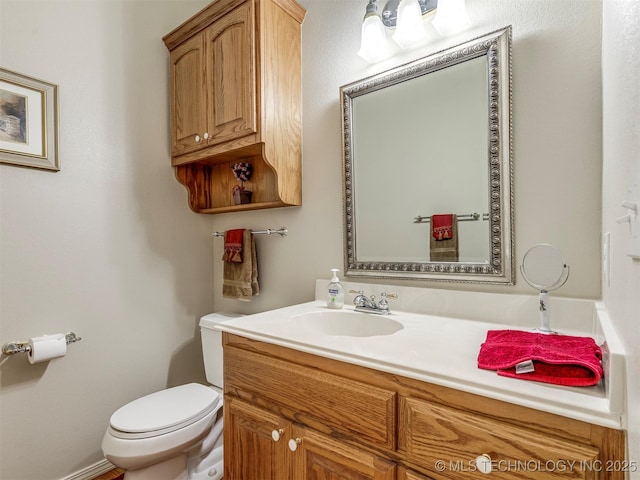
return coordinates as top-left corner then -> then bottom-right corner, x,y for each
341,27 -> 514,283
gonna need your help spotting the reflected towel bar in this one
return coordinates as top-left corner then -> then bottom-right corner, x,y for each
413,213 -> 489,223
212,227 -> 288,237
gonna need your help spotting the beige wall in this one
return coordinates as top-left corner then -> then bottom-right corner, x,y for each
602,0 -> 640,474
0,1 -> 212,479
1,0 -> 635,479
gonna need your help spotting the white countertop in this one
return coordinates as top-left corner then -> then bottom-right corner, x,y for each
216,283 -> 625,430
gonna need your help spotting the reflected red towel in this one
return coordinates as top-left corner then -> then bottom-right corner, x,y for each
222,229 -> 244,263
477,330 -> 603,387
432,214 -> 454,240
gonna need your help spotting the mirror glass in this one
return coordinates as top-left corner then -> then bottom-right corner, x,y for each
341,27 -> 513,283
520,244 -> 570,292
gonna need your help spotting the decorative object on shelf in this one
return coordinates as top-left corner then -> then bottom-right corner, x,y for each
231,162 -> 253,205
0,68 -> 59,171
357,0 -> 470,64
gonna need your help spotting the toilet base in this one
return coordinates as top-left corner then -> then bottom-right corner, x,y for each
123,454 -> 187,480
112,409 -> 224,480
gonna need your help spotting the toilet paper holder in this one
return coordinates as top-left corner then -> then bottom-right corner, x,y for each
1,332 -> 81,356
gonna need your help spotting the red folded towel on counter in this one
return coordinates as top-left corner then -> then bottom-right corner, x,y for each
432,214 -> 454,241
477,329 -> 603,387
222,229 -> 244,263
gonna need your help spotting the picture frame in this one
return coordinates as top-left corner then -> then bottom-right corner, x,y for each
0,68 -> 59,171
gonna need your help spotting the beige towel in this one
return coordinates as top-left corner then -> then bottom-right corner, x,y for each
430,214 -> 459,262
222,229 -> 259,301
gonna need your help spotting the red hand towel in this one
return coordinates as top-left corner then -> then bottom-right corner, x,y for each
222,229 -> 244,263
477,329 -> 603,387
432,214 -> 454,241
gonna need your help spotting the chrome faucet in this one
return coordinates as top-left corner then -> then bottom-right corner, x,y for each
349,290 -> 398,315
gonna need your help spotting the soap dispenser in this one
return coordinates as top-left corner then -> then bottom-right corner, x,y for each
326,269 -> 344,309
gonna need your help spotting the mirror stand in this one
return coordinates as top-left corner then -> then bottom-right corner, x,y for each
520,244 -> 570,334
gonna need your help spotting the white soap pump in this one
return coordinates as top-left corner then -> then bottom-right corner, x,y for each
326,269 -> 344,309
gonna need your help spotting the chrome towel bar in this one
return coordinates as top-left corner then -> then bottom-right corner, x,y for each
212,227 -> 288,237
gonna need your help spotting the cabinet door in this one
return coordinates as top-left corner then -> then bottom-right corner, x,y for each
225,397 -> 291,480
205,1 -> 257,145
398,466 -> 434,480
169,33 -> 207,156
291,425 -> 396,480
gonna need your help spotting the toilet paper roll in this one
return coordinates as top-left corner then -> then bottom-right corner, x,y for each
28,334 -> 67,364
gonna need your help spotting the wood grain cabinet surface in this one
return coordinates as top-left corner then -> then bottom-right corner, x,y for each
163,0 -> 305,213
226,397 -> 397,480
222,334 -> 626,480
400,397 -> 600,480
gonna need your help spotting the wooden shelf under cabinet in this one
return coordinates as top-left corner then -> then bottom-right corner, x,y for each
163,0 -> 305,214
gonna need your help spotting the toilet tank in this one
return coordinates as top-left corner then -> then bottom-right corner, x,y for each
199,312 -> 243,388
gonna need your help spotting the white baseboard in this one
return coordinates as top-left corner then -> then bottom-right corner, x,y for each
61,459 -> 116,480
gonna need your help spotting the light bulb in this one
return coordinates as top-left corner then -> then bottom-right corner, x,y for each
358,8 -> 392,63
392,0 -> 428,49
432,0 -> 470,36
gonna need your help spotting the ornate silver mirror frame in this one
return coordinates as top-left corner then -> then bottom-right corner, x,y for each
340,26 -> 514,284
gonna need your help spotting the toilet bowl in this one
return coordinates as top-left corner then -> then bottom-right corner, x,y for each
102,313 -> 240,480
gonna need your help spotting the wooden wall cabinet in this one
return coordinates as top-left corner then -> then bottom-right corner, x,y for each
223,334 -> 626,480
163,0 -> 305,213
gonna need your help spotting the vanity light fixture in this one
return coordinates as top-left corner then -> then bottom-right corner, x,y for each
357,0 -> 470,63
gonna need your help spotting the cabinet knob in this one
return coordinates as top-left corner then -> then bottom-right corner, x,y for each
194,133 -> 210,143
475,454 -> 492,474
271,429 -> 284,442
288,438 -> 301,452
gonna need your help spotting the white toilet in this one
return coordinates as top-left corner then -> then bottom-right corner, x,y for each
102,313 -> 239,480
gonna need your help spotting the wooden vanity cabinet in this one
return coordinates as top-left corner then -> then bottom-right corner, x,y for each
222,334 -> 626,480
162,0 -> 305,213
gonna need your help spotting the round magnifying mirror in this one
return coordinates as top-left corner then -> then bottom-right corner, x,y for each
520,244 -> 569,292
520,244 -> 570,334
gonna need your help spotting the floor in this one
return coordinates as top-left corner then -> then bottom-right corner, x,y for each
93,468 -> 124,480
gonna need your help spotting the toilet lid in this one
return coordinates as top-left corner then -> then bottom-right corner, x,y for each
109,383 -> 221,439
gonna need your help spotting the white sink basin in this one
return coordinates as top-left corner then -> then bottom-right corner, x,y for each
291,310 -> 403,337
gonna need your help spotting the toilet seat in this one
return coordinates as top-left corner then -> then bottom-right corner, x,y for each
109,383 -> 221,440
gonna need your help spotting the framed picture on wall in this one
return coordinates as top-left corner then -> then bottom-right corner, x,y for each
0,68 -> 59,171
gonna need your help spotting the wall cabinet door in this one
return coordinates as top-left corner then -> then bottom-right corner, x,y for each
205,0 -> 256,146
291,425 -> 396,480
225,397 -> 291,480
169,32 -> 207,156
170,1 -> 256,157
